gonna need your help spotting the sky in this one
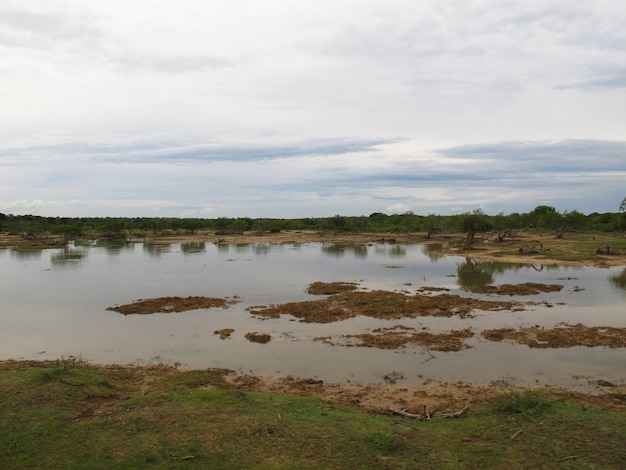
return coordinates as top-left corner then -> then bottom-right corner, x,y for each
1,0 -> 625,219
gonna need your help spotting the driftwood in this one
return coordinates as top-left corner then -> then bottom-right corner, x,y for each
390,405 -> 469,420
595,245 -> 615,255
494,230 -> 514,242
518,242 -> 544,254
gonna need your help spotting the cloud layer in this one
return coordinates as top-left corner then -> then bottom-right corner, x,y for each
1,1 -> 624,217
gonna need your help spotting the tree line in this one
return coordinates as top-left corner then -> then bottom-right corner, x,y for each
1,205 -> 625,242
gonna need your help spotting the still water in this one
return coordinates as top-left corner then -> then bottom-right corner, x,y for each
1,241 -> 624,391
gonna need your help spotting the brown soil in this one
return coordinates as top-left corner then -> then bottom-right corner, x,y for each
446,231 -> 626,267
316,325 -> 474,352
214,328 -> 235,339
2,359 -> 624,417
482,323 -> 626,348
306,281 -> 359,295
248,289 -> 522,323
107,296 -> 239,314
245,332 -> 272,344
470,282 -> 564,295
226,372 -> 626,415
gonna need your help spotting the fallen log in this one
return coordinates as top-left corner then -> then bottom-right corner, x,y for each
595,245 -> 615,255
518,243 -> 544,254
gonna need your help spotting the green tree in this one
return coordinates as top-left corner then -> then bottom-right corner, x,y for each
562,210 -> 587,231
328,215 -> 346,234
528,205 -> 563,235
423,214 -> 442,239
181,219 -> 202,234
229,218 -> 252,234
458,210 -> 491,249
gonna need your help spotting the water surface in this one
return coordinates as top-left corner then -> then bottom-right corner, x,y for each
1,241 -> 624,391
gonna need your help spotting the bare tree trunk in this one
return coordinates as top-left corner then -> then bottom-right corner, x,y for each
463,231 -> 475,249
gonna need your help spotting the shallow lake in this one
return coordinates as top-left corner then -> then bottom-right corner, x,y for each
1,240 -> 625,392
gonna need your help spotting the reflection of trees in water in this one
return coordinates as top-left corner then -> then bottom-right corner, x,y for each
421,244 -> 445,261
143,243 -> 169,257
181,242 -> 206,254
50,247 -> 86,268
322,244 -> 368,258
253,243 -> 271,256
609,268 -> 626,289
373,244 -> 406,258
235,243 -> 252,253
95,240 -> 133,256
9,249 -> 43,260
386,245 -> 406,258
457,258 -> 495,290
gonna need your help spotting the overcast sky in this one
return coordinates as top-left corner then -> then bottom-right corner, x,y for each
1,0 -> 624,218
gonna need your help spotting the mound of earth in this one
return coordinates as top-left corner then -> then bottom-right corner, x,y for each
107,296 -> 238,314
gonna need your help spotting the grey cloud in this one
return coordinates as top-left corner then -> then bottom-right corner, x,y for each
439,140 -> 626,172
0,9 -> 98,49
556,70 -> 626,91
0,137 -> 400,164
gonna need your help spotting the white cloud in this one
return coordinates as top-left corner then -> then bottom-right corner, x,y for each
0,1 -> 624,217
386,203 -> 412,214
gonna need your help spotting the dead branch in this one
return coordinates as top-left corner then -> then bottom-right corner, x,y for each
440,406 -> 470,419
595,245 -> 616,255
419,348 -> 437,365
390,409 -> 424,419
390,405 -> 469,420
510,429 -> 523,441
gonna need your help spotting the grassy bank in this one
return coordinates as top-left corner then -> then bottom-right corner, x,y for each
1,360 -> 625,469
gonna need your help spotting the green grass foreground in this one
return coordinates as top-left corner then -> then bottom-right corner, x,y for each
1,360 -> 625,469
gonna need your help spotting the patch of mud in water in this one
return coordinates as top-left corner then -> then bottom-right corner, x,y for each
214,328 -> 235,339
107,296 -> 239,314
248,288 -> 522,323
470,282 -> 563,295
482,323 -> 626,348
315,325 -> 474,352
306,281 -> 359,295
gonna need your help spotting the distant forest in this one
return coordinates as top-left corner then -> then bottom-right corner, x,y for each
1,206 -> 625,242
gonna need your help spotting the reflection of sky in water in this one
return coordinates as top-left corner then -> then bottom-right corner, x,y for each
0,242 -> 624,390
